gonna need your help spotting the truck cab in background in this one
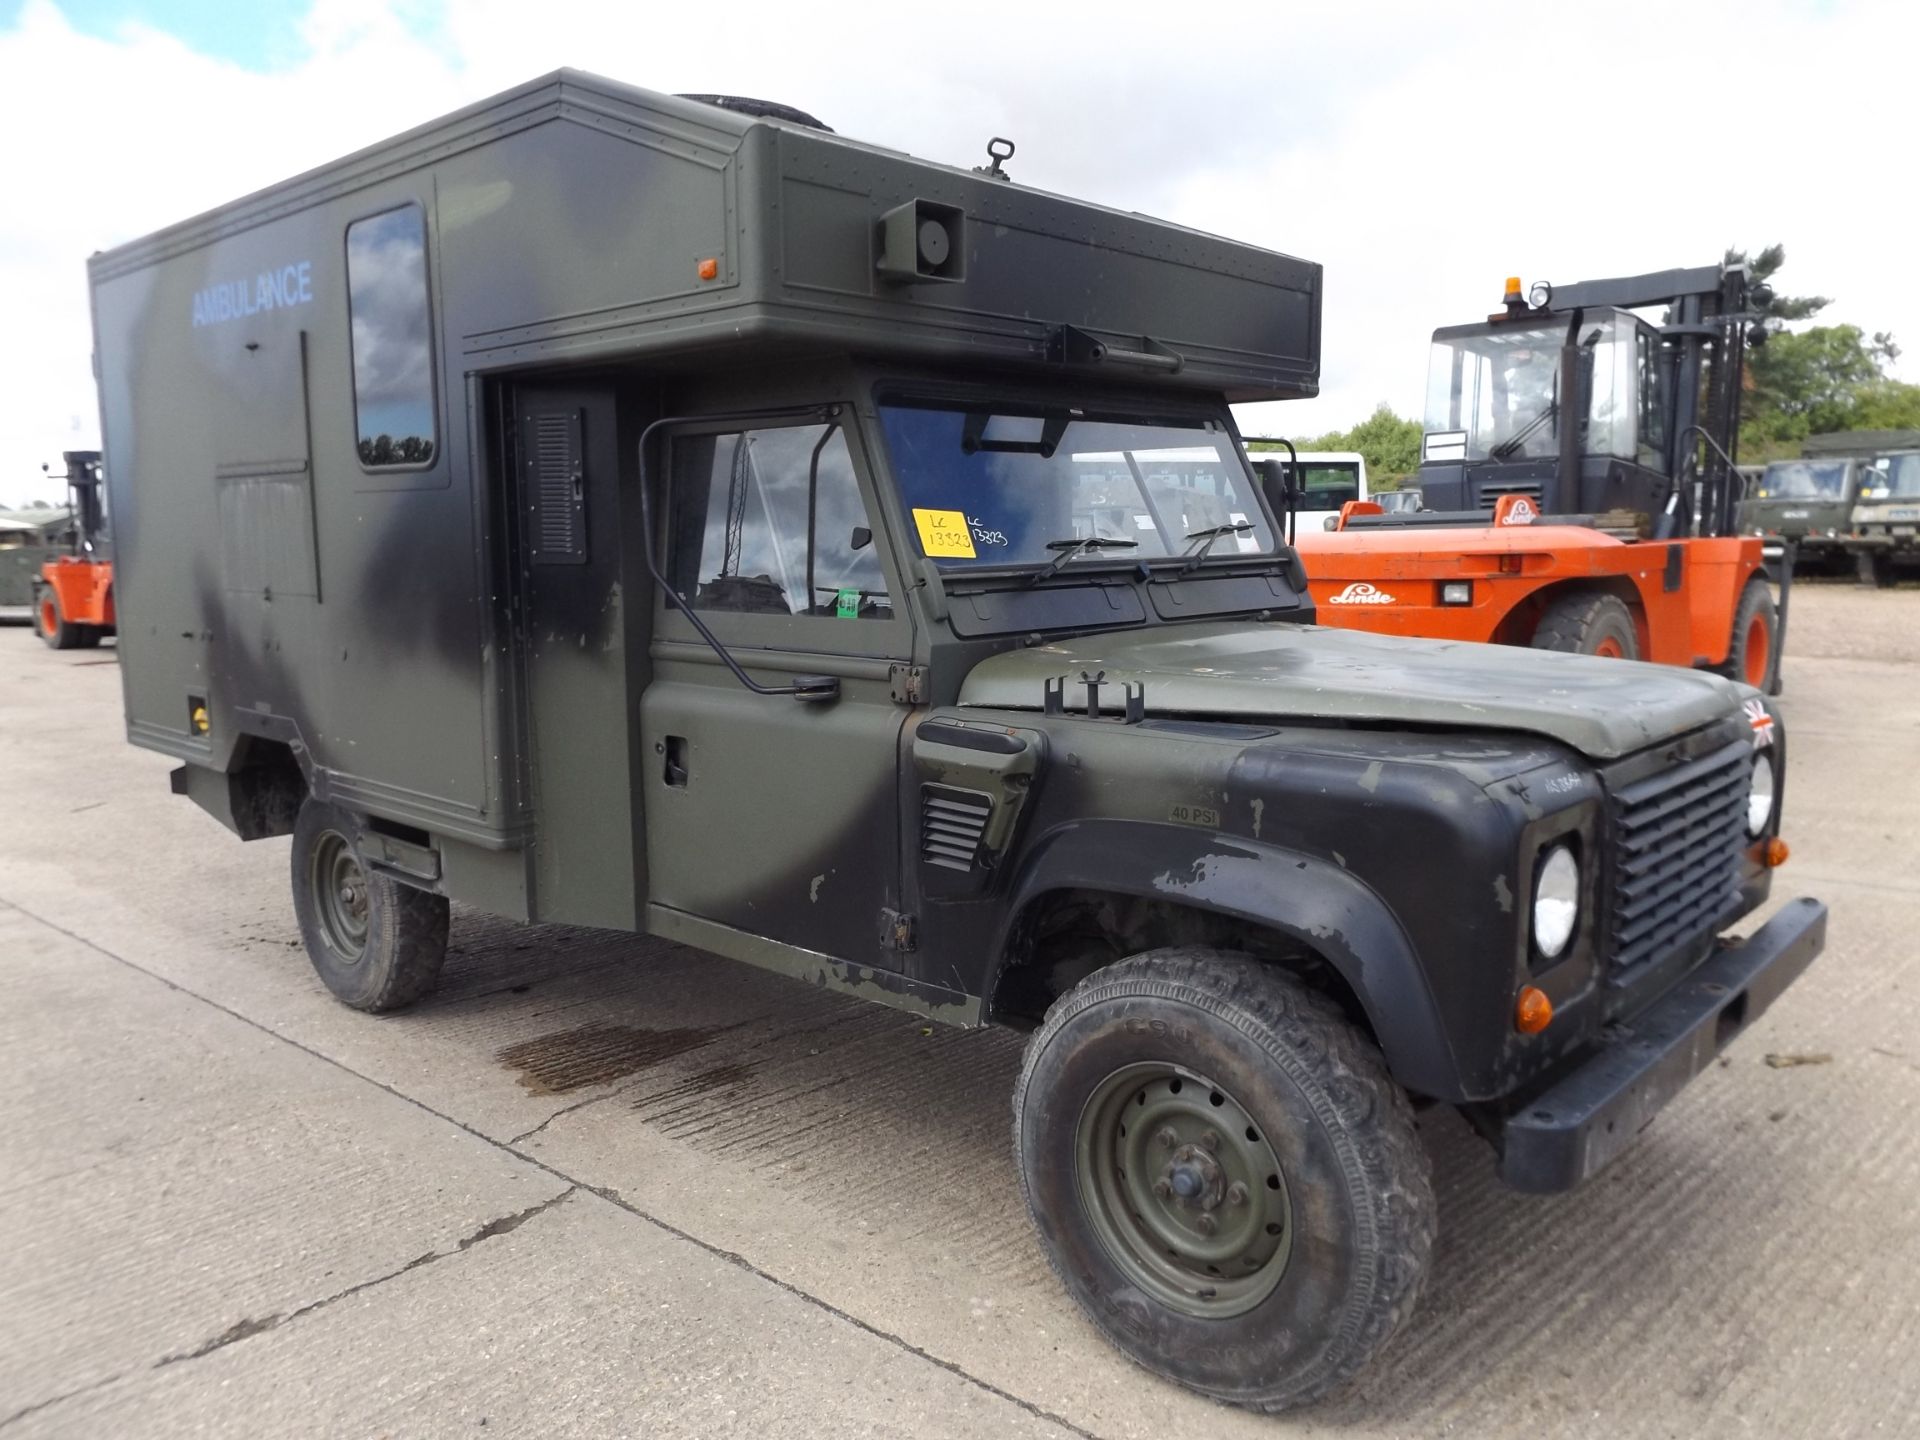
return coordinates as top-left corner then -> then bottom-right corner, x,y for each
1739,457 -> 1861,574
1848,449 -> 1920,587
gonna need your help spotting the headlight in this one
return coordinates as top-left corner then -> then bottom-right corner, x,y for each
1532,844 -> 1579,960
1747,757 -> 1776,837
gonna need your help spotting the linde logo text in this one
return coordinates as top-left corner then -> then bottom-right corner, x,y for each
1327,582 -> 1396,605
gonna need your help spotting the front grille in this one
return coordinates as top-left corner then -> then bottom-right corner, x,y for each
1607,739 -> 1750,981
921,784 -> 992,872
1475,479 -> 1543,510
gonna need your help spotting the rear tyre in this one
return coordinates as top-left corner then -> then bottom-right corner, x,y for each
1718,578 -> 1778,691
32,586 -> 82,650
290,798 -> 449,1012
1013,948 -> 1435,1412
1530,591 -> 1640,660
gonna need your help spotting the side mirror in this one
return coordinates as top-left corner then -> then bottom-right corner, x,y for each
850,525 -> 873,551
1253,457 -> 1292,496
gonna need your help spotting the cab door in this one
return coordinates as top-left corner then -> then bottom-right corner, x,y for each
638,413 -> 915,970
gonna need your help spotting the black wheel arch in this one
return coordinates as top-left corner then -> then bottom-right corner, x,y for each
987,819 -> 1463,1098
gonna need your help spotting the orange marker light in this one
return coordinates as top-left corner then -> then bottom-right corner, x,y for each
1503,275 -> 1524,302
696,257 -> 719,281
1515,985 -> 1554,1035
1764,837 -> 1790,868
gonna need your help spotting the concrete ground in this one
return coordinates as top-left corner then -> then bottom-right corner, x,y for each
2,584 -> 1916,1438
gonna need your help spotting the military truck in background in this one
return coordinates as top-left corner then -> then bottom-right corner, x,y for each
87,71 -> 1825,1412
1843,439 -> 1920,587
1738,456 -> 1862,573
1,507 -> 69,620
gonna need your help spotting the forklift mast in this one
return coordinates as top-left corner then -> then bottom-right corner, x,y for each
1416,264 -> 1770,538
57,450 -> 108,557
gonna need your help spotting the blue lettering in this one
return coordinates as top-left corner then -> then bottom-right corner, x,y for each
192,259 -> 314,327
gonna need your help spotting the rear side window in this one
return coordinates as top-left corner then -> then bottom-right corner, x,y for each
345,204 -> 436,468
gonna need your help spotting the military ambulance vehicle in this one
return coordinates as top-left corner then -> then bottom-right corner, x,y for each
88,72 -> 1825,1412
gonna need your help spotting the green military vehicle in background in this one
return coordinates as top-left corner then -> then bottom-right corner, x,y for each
1737,456 -> 1862,573
1847,442 -> 1920,587
0,506 -> 70,620
86,72 -> 1826,1411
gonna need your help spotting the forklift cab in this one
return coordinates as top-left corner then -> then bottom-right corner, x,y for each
1417,307 -> 1669,517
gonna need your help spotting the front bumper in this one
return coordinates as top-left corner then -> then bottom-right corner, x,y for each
1845,532 -> 1917,553
1496,897 -> 1827,1193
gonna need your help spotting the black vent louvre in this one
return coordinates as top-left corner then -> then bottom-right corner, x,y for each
525,408 -> 585,564
922,785 -> 993,872
1475,479 -> 1543,509
1607,739 -> 1750,982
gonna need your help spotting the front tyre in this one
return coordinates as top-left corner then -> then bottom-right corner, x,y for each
33,585 -> 81,650
1718,578 -> 1778,690
1013,949 -> 1435,1412
1531,590 -> 1639,659
290,799 -> 449,1011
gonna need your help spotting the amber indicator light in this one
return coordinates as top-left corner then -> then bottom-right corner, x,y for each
1515,985 -> 1554,1035
696,257 -> 719,281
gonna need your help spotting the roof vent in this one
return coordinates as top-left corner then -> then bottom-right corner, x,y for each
676,94 -> 833,132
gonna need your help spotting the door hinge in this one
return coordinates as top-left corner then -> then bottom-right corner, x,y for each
889,663 -> 928,706
879,908 -> 919,952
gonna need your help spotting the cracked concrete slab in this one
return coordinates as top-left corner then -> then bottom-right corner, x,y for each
0,903 -> 575,1425
8,1178 -> 1072,1440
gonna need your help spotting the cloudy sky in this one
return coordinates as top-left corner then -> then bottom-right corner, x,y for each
1,0 -> 1911,506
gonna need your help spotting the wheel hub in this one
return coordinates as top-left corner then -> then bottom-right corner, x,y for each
310,830 -> 371,964
1076,1064 -> 1293,1320
1163,1143 -> 1225,1209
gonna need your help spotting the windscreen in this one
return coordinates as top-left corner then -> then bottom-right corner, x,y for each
1864,453 -> 1920,499
878,403 -> 1275,569
1756,461 -> 1848,499
1424,314 -> 1633,462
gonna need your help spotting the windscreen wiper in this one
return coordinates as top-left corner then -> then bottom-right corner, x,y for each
1490,403 -> 1556,461
1178,521 -> 1255,574
1024,535 -> 1138,586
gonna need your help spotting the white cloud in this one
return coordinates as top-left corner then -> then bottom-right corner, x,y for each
3,0 -> 1913,505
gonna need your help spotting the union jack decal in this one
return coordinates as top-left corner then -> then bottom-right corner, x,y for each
1744,699 -> 1775,750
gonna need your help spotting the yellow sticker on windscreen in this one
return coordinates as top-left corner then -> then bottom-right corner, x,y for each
912,508 -> 977,559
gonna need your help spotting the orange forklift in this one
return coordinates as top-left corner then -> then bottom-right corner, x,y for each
31,449 -> 115,649
1286,264 -> 1785,692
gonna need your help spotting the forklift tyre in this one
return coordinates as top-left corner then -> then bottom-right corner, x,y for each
1718,579 -> 1778,691
32,586 -> 83,651
1530,591 -> 1639,661
291,799 -> 449,1012
1013,949 -> 1435,1412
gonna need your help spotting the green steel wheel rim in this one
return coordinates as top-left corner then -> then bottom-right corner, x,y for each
1074,1062 -> 1293,1320
310,830 -> 370,963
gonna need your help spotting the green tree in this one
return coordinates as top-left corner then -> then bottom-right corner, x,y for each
1254,403 -> 1424,488
1726,244 -> 1913,455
